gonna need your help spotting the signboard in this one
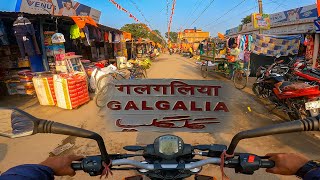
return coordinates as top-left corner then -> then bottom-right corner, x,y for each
252,13 -> 271,30
225,26 -> 239,36
314,17 -> 320,33
101,79 -> 239,132
270,4 -> 318,27
241,23 -> 254,33
264,23 -> 315,35
15,0 -> 101,22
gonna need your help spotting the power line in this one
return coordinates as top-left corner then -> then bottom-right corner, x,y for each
127,0 -> 166,43
129,0 -> 151,27
211,1 -> 274,28
189,0 -> 216,27
149,5 -> 166,22
180,0 -> 205,29
269,0 -> 289,9
209,1 -> 274,34
203,0 -> 247,29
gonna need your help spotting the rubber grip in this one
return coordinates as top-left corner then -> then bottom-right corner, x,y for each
71,162 -> 82,170
260,160 -> 275,168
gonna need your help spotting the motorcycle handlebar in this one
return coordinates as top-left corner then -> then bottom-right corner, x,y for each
71,162 -> 82,170
71,157 -> 275,172
260,160 -> 275,168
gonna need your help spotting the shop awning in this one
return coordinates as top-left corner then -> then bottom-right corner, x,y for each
70,16 -> 98,29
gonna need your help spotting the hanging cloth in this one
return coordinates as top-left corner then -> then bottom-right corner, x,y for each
111,32 -> 116,42
70,24 -> 81,39
248,35 -> 253,51
104,31 -> 109,42
237,35 -> 241,47
239,35 -> 246,51
70,16 -> 98,29
83,26 -> 90,46
13,16 -> 41,58
305,35 -> 314,60
108,32 -> 112,43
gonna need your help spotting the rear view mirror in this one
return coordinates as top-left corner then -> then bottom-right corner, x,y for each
0,108 -> 36,138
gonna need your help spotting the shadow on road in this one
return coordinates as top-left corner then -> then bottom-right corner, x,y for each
0,143 -> 8,162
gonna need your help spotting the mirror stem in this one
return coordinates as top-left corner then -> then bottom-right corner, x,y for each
37,120 -> 110,164
226,117 -> 320,155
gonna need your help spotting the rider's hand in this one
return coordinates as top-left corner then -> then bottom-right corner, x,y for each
40,155 -> 84,176
265,153 -> 309,175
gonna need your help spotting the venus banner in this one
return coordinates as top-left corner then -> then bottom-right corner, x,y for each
15,0 -> 101,22
100,79 -> 241,132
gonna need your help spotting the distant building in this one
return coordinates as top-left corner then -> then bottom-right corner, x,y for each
178,29 -> 210,43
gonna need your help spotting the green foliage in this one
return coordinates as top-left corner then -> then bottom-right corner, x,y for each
241,15 -> 252,25
120,23 -> 164,44
165,32 -> 178,43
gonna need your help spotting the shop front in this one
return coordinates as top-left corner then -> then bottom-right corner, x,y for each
225,4 -> 319,74
0,11 -> 126,110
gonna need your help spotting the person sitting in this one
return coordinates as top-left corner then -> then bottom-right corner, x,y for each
227,43 -> 240,79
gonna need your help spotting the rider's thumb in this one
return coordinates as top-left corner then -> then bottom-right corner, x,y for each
266,167 -> 277,174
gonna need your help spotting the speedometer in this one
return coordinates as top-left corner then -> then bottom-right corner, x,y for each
159,135 -> 179,155
153,135 -> 187,159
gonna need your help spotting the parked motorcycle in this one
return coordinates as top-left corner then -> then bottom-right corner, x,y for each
253,55 -> 320,120
287,57 -> 320,85
0,108 -> 319,179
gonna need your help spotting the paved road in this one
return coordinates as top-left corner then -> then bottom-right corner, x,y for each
0,53 -> 319,180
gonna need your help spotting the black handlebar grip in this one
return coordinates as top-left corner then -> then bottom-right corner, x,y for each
71,162 -> 82,171
260,160 -> 275,168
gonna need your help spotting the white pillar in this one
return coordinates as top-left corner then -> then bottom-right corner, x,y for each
312,34 -> 319,68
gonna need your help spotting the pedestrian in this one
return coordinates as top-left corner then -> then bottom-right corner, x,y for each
228,43 -> 240,79
189,46 -> 193,58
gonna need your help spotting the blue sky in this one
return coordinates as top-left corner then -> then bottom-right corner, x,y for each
0,0 -> 316,36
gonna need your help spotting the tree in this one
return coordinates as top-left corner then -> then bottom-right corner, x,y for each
165,32 -> 178,43
120,23 -> 149,39
120,23 -> 165,44
241,15 -> 252,25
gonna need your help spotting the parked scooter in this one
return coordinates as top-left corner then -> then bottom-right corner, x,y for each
253,55 -> 320,120
0,107 -> 319,179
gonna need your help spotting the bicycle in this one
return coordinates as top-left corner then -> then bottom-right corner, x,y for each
233,60 -> 250,90
94,72 -> 123,108
199,59 -> 249,90
94,65 -> 147,108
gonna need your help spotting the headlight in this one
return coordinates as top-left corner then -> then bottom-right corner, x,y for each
158,135 -> 179,156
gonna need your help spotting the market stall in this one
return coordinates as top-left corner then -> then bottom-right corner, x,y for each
0,12 -> 127,110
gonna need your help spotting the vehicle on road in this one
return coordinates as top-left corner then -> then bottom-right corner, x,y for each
1,108 -> 319,180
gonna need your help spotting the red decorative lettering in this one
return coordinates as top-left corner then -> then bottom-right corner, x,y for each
142,101 -> 154,110
107,101 -> 121,110
190,101 -> 202,111
155,101 -> 170,110
214,102 -> 229,112
173,101 -> 188,111
213,86 -> 221,96
205,102 -> 211,111
124,101 -> 139,110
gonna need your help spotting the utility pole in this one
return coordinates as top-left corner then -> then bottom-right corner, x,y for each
258,0 -> 263,34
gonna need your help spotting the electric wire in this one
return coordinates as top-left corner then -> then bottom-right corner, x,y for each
180,0 -> 205,29
203,0 -> 248,29
189,0 -> 217,27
